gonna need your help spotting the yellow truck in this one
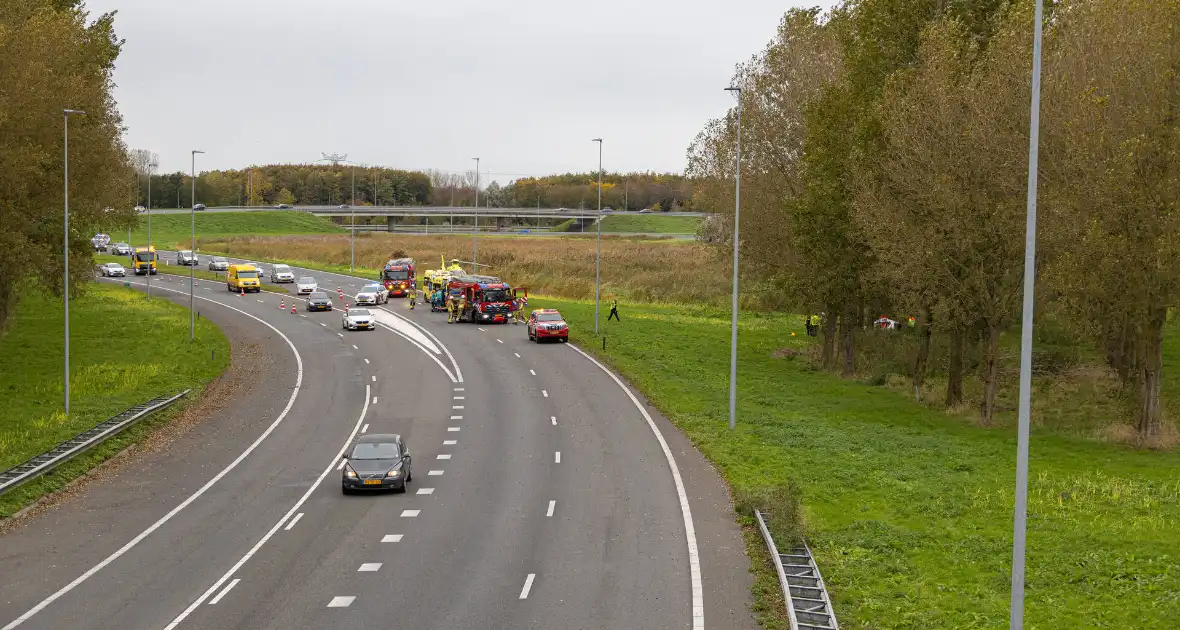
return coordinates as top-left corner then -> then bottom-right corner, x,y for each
132,246 -> 157,275
227,264 -> 262,293
423,256 -> 466,292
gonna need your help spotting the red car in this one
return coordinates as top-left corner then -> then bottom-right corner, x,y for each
527,309 -> 569,343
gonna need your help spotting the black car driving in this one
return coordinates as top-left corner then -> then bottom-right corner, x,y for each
341,434 -> 412,494
306,291 -> 333,311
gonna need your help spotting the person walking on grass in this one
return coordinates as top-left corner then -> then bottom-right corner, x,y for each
607,298 -> 620,322
808,313 -> 821,337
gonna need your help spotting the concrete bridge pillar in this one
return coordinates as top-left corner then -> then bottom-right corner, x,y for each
387,216 -> 397,232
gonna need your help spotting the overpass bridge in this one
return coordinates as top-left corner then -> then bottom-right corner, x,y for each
146,205 -> 706,221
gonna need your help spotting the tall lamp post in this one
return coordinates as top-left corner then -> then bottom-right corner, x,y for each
472,157 -> 480,270
592,138 -> 603,335
190,149 -> 204,342
146,158 -> 156,299
1010,1 -> 1045,628
350,164 -> 356,272
63,108 -> 86,415
724,86 -> 743,431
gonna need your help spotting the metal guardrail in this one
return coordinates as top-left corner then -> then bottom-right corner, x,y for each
0,390 -> 190,496
755,509 -> 839,630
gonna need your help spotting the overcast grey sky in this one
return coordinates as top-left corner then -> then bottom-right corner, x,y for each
89,0 -> 834,182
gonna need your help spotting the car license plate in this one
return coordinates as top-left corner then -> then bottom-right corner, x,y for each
363,479 -> 382,485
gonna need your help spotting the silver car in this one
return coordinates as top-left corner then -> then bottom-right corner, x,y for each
271,264 -> 295,283
99,262 -> 125,277
208,256 -> 229,271
342,308 -> 375,330
296,276 -> 318,295
354,291 -> 379,306
361,283 -> 389,304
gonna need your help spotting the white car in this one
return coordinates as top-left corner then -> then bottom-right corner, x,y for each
111,242 -> 132,255
270,264 -> 295,283
361,283 -> 389,304
296,277 -> 318,295
99,262 -> 125,277
135,205 -> 146,213
342,308 -> 375,331
354,291 -> 380,306
177,250 -> 198,266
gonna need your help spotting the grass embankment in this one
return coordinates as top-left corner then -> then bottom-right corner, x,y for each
0,284 -> 229,517
517,297 -> 1180,629
95,254 -> 289,295
201,233 -> 732,305
599,213 -> 702,234
118,210 -> 340,250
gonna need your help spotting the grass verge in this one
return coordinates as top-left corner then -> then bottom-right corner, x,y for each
112,210 -> 341,250
95,254 -> 289,295
599,213 -> 702,233
0,283 -> 229,517
517,296 -> 1180,629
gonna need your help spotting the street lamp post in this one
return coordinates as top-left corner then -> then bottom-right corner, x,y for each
146,159 -> 156,299
350,164 -> 356,273
63,108 -> 86,415
592,138 -> 603,335
472,157 -> 480,270
190,149 -> 204,342
725,86 -> 743,431
1010,1 -> 1045,628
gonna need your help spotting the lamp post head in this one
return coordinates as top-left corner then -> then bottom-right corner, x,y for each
64,109 -> 86,116
592,138 -> 602,143
192,149 -> 205,155
724,86 -> 742,94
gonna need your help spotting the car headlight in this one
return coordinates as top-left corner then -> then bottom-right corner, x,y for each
386,469 -> 402,478
344,464 -> 358,478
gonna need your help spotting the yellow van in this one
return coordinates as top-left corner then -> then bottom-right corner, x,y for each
132,246 -> 157,275
227,264 -> 262,293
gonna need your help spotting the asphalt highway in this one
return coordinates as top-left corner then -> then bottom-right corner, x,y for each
0,256 -> 755,629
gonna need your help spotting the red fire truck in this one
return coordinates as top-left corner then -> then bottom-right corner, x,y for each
380,258 -> 416,297
448,275 -> 514,323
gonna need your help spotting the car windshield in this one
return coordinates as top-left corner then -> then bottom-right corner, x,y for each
213,257 -> 226,263
135,252 -> 155,262
350,442 -> 398,460
537,313 -> 563,322
237,271 -> 258,278
482,288 -> 510,302
106,263 -> 122,269
274,265 -> 291,273
180,251 -> 192,256
363,285 -> 383,292
309,292 -> 327,299
383,269 -> 409,280
350,309 -> 372,317
299,277 -> 315,284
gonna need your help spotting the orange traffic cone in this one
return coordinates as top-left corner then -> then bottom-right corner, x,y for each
279,299 -> 285,310
239,289 -> 244,297
345,303 -> 350,313
290,305 -> 296,313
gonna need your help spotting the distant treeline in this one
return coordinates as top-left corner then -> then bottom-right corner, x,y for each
426,170 -> 698,211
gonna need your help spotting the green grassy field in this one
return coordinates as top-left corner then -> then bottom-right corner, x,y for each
94,254 -> 289,295
599,213 -> 702,233
0,284 -> 229,517
111,210 -> 340,250
518,297 -> 1180,629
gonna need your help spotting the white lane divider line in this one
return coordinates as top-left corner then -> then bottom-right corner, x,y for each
381,534 -> 403,543
567,344 -> 705,630
454,387 -> 465,392
372,396 -> 378,404
542,390 -> 549,398
361,424 -> 369,434
256,299 -> 264,303
364,358 -> 370,364
546,500 -> 556,517
336,333 -> 344,338
327,596 -> 355,608
372,375 -> 377,382
284,513 -> 304,531
319,322 -> 326,327
437,454 -> 452,460
519,574 -> 536,599
352,344 -> 359,350
551,416 -> 557,426
300,314 -> 307,318
443,440 -> 457,445
496,339 -> 503,344
514,352 -> 520,358
400,510 -> 420,518
208,579 -> 240,605
447,427 -> 460,432
555,452 -> 561,464
530,369 -> 537,376
337,459 -> 346,470
357,563 -> 382,572
416,488 -> 435,495
454,396 -> 465,400
429,470 -> 444,476
452,405 -> 464,409
478,327 -> 486,332
450,415 -> 462,420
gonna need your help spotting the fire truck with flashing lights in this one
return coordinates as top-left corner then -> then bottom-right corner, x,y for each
380,257 -> 416,297
447,275 -> 514,324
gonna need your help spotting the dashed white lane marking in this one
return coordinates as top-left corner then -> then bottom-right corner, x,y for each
361,424 -> 369,434
454,387 -> 465,392
530,369 -> 536,376
452,405 -> 464,409
256,299 -> 264,303
372,396 -> 377,404
437,454 -> 452,460
478,327 -> 486,332
519,574 -> 536,599
416,488 -> 435,495
327,596 -> 355,608
284,513 -> 304,531
542,390 -> 549,398
364,358 -> 370,364
319,322 -> 326,327
428,470 -> 444,476
450,415 -> 462,420
444,439 -> 458,445
496,339 -> 503,344
336,333 -> 344,338
381,534 -> 403,543
400,510 -> 420,517
203,287 -> 212,291
352,344 -> 358,350
454,396 -> 465,400
550,416 -> 557,426
371,375 -> 376,382
300,314 -> 307,318
447,427 -> 460,432
546,500 -> 556,517
514,352 -> 520,358
208,579 -> 240,605
358,563 -> 382,572
555,452 -> 561,463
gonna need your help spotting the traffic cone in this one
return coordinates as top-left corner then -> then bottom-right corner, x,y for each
291,305 -> 296,314
239,289 -> 244,297
280,299 -> 285,310
345,303 -> 350,313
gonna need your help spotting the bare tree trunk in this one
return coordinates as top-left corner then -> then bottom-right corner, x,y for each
946,328 -> 965,407
840,305 -> 856,377
979,322 -> 1001,426
1138,307 -> 1166,441
913,305 -> 933,391
821,303 -> 837,369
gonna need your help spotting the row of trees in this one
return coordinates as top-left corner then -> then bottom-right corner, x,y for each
0,0 -> 133,328
425,170 -> 698,210
688,0 -> 1179,442
133,163 -> 433,208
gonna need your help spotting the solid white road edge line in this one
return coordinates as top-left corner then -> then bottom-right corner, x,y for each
207,579 -> 240,606
519,574 -> 536,599
566,344 -> 705,630
284,513 -> 304,531
3,279 -> 308,630
164,386 -> 372,629
361,424 -> 369,434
